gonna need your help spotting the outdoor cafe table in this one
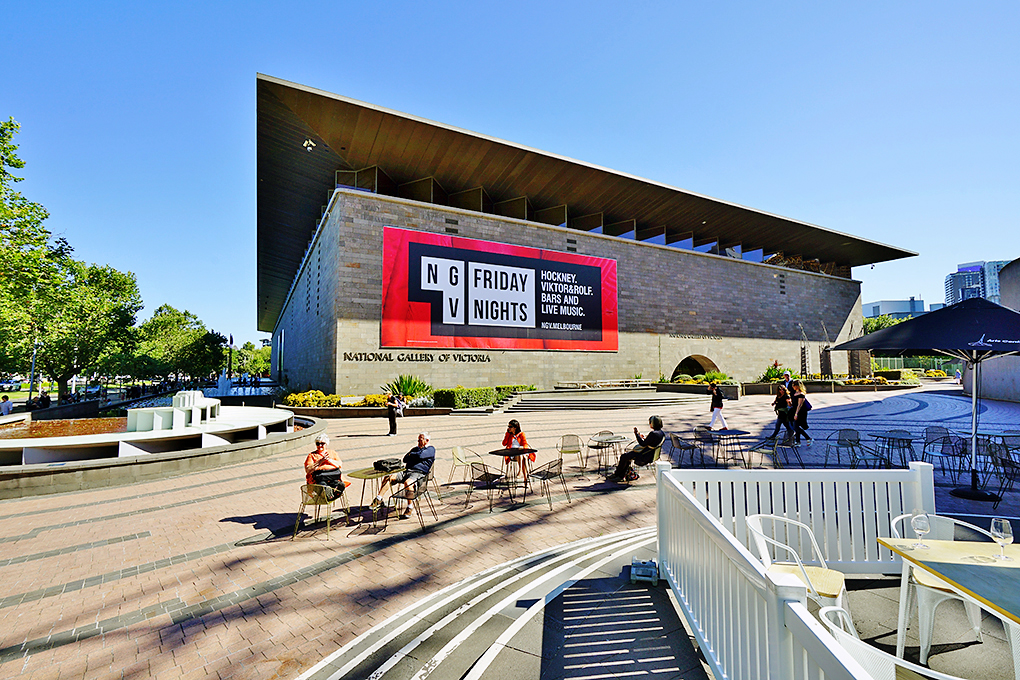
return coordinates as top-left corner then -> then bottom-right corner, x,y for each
488,448 -> 538,504
712,429 -> 751,468
870,431 -> 922,467
877,536 -> 1020,674
347,465 -> 404,524
590,434 -> 629,474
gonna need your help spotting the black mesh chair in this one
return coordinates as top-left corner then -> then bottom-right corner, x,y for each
530,457 -> 571,510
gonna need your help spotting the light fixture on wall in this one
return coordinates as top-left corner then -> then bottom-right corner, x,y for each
303,138 -> 316,152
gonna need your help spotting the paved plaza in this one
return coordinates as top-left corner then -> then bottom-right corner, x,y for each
1,384 -> 1018,679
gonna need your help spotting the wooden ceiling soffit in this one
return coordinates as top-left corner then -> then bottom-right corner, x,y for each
569,212 -> 603,232
693,234 -> 718,249
356,166 -> 395,195
534,204 -> 567,227
604,219 -> 636,238
665,229 -> 693,247
636,225 -> 666,243
398,177 -> 448,206
336,170 -> 357,188
449,187 -> 493,213
494,196 -> 532,221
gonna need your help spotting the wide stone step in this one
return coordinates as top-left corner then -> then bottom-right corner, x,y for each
507,394 -> 708,412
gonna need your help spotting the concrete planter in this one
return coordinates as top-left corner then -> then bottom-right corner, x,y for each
740,382 -> 920,395
0,417 -> 324,500
282,406 -> 453,418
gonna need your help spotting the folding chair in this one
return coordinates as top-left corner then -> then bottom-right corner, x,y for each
292,483 -> 350,539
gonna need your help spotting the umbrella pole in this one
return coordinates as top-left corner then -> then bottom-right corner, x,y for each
952,359 -> 1001,502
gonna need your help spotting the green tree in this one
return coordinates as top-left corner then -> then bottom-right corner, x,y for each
0,117 -> 73,374
138,305 -> 226,381
233,341 -> 271,377
35,261 -> 142,399
863,314 -> 908,334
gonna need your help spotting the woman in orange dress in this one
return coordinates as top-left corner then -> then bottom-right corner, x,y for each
502,419 -> 533,480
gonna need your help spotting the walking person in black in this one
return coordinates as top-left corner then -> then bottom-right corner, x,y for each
385,391 -> 399,436
789,380 -> 812,445
770,385 -> 795,440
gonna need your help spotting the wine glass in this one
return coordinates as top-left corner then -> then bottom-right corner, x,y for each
991,518 -> 1013,561
910,512 -> 931,549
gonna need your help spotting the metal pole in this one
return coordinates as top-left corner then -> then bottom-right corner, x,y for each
970,359 -> 979,490
28,341 -> 38,398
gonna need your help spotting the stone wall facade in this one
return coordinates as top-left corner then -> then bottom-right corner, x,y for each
272,189 -> 863,394
977,257 -> 1020,403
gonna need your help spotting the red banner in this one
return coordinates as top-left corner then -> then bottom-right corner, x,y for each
381,227 -> 618,351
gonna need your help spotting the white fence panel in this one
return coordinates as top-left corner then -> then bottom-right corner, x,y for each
657,463 -> 873,680
663,462 -> 935,575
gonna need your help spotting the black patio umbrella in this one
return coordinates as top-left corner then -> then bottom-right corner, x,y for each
834,297 -> 1020,501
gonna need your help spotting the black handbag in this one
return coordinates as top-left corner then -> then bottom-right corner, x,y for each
373,458 -> 402,472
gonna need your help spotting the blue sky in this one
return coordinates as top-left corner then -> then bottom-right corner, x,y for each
6,2 -> 1018,344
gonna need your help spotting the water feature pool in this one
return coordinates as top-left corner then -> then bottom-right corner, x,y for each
0,418 -> 128,440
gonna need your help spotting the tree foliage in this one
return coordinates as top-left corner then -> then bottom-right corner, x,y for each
35,262 -> 142,398
863,315 -> 908,334
138,305 -> 226,380
233,341 -> 271,377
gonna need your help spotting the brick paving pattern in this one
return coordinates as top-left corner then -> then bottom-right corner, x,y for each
0,384 -> 1017,679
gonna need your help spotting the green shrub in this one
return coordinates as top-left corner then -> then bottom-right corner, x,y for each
704,371 -> 729,383
758,361 -> 794,383
381,374 -> 432,398
672,374 -> 693,383
495,384 -> 535,401
692,374 -> 706,383
434,386 -> 499,408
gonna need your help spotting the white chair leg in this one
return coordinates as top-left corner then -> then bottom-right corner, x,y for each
964,601 -> 983,642
916,587 -> 953,665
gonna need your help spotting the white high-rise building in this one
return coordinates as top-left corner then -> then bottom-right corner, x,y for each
944,260 -> 1012,305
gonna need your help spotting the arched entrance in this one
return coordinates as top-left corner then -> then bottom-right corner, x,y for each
671,355 -> 721,380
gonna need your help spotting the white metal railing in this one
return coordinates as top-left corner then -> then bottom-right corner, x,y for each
655,462 -> 937,680
661,461 -> 935,575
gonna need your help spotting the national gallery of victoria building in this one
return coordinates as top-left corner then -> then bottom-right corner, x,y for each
257,74 -> 913,394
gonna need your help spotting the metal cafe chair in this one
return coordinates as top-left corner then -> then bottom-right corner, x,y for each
922,433 -> 966,481
466,461 -> 506,512
384,477 -> 439,530
557,434 -> 586,476
823,429 -> 863,468
746,514 -> 850,615
666,432 -> 699,467
891,513 -> 992,665
448,445 -> 483,485
587,430 -> 616,475
292,483 -> 350,539
530,457 -> 571,510
692,426 -> 719,465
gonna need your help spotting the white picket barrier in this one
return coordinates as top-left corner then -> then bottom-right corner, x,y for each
655,461 -> 937,680
660,461 -> 935,575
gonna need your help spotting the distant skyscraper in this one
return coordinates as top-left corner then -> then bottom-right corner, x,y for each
944,260 -> 1012,305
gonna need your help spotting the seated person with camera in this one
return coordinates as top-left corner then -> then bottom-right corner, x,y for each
372,431 -> 435,519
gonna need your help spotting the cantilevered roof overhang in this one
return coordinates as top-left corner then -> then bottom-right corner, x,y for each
257,73 -> 915,332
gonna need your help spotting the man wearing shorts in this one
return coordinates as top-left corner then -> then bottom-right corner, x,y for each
371,432 -> 435,519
